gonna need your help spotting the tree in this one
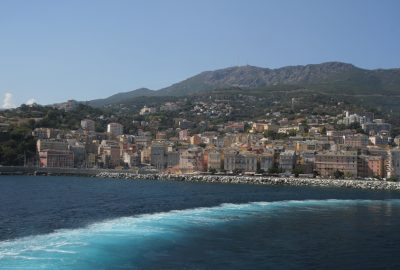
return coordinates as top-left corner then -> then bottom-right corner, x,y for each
0,126 -> 37,166
268,166 -> 283,174
387,176 -> 398,182
198,143 -> 207,148
256,168 -> 265,174
264,130 -> 289,140
244,122 -> 251,133
208,168 -> 217,174
333,170 -> 344,179
348,122 -> 366,134
344,172 -> 353,179
292,166 -> 304,177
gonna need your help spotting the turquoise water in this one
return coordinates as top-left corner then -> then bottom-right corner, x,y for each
1,176 -> 400,269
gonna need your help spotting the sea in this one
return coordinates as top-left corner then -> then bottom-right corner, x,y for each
1,176 -> 400,269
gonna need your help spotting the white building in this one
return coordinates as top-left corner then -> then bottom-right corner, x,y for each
139,106 -> 156,115
107,123 -> 123,137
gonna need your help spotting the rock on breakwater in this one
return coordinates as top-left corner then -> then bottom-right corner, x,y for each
95,172 -> 400,191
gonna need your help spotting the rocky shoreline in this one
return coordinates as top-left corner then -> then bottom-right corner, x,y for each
96,172 -> 400,191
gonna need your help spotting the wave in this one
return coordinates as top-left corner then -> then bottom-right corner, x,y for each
1,199 -> 399,269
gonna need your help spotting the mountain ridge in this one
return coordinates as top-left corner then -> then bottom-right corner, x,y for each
86,62 -> 400,107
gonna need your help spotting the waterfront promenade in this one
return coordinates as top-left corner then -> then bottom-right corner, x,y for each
2,166 -> 400,191
0,166 -> 135,176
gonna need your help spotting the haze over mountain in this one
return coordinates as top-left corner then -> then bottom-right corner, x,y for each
87,62 -> 400,107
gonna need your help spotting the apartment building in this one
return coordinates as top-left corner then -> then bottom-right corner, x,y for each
259,152 -> 274,172
207,149 -> 222,171
224,151 -> 257,173
315,151 -> 358,177
358,155 -> 384,178
179,147 -> 204,173
39,150 -> 74,168
279,150 -> 296,172
107,123 -> 123,137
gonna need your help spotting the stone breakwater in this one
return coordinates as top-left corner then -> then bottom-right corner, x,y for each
96,172 -> 400,191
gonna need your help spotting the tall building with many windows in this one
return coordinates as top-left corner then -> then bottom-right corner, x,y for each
315,151 -> 358,177
107,123 -> 123,137
39,150 -> 74,168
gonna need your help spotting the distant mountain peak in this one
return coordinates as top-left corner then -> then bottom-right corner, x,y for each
87,62 -> 399,107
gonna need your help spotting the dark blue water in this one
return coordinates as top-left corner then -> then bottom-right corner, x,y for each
1,176 -> 400,269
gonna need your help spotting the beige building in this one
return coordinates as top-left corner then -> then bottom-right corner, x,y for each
98,141 -> 121,168
190,134 -> 202,145
140,147 -> 151,164
139,106 -> 156,115
278,126 -> 300,134
252,123 -> 278,133
99,146 -> 120,168
343,134 -> 369,148
179,148 -> 204,173
224,150 -> 257,173
315,151 -> 358,177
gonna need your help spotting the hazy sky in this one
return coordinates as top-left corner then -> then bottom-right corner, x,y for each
1,0 -> 399,106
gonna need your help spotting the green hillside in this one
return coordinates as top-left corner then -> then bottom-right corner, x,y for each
85,62 -> 400,109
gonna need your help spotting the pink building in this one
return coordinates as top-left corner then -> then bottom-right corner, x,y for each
39,150 -> 74,168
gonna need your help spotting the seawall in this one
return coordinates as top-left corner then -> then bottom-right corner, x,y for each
96,172 -> 400,191
2,166 -> 399,191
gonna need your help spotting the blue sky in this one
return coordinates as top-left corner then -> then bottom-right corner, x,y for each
1,0 -> 399,107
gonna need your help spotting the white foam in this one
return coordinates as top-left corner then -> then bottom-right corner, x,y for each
1,199 -> 399,269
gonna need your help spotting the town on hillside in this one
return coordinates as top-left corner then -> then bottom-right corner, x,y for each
1,100 -> 399,181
